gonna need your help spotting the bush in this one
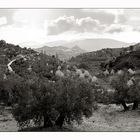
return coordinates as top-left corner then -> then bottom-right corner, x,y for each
0,73 -> 23,106
12,78 -> 56,128
54,77 -> 95,127
12,76 -> 96,129
127,77 -> 140,109
110,73 -> 130,110
110,73 -> 140,110
0,80 -> 10,104
78,63 -> 89,70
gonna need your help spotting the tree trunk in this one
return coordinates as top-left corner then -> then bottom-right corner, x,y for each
121,100 -> 129,111
132,100 -> 138,110
55,113 -> 65,128
43,116 -> 53,128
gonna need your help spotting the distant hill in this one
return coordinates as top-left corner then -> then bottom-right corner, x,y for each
107,43 -> 140,70
35,45 -> 86,60
69,42 -> 139,75
19,38 -> 132,61
19,41 -> 43,49
44,38 -> 130,52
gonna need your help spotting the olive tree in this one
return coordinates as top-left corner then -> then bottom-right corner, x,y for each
110,73 -> 130,111
127,77 -> 140,110
12,76 -> 96,129
54,77 -> 95,128
12,78 -> 57,128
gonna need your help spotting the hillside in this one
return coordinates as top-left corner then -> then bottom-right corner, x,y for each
0,40 -> 60,79
107,43 -> 140,70
69,43 -> 140,75
69,47 -> 123,75
35,45 -> 86,60
0,40 -> 35,67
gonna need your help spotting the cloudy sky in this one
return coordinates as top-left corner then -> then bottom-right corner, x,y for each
1,9 -> 140,47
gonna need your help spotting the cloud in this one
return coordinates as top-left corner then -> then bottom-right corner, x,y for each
0,17 -> 7,26
116,9 -> 140,31
82,9 -> 116,25
0,9 -> 15,25
7,9 -> 130,35
13,9 -> 49,29
0,24 -> 45,45
105,24 -> 125,33
104,23 -> 134,34
47,15 -> 131,35
47,16 -> 105,35
1,9 -> 140,45
47,16 -> 76,35
108,27 -> 123,33
77,17 -> 103,32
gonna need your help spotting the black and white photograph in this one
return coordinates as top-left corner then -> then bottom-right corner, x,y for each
1,7 -> 140,132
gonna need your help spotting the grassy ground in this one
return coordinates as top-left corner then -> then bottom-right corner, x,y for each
1,104 -> 140,132
0,106 -> 18,131
71,104 -> 140,132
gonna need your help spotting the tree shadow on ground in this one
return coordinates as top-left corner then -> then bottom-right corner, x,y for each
19,126 -> 74,132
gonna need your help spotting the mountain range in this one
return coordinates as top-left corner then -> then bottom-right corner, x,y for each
35,45 -> 86,60
22,38 -> 132,60
20,38 -> 131,52
56,38 -> 130,52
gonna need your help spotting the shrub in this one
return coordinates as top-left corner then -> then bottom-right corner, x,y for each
12,76 -> 96,129
12,78 -> 57,128
110,73 -> 130,111
0,73 -> 23,106
54,77 -> 95,127
127,77 -> 140,109
0,79 -> 10,104
78,63 -> 89,70
110,73 -> 140,110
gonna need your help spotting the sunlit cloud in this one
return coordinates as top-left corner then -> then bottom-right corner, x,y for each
47,16 -> 105,35
1,9 -> 140,47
